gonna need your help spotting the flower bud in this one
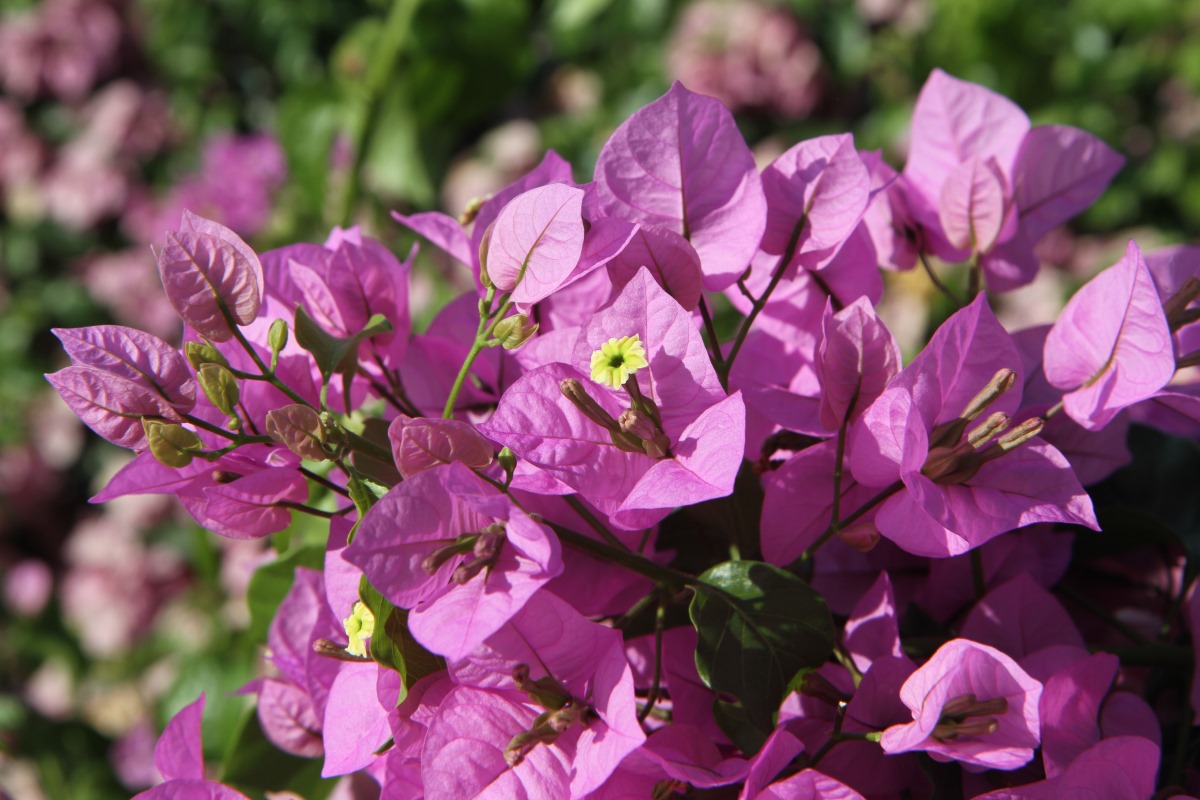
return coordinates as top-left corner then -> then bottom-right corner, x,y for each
458,195 -> 485,226
197,364 -> 240,417
268,318 -> 288,369
143,419 -> 203,468
477,222 -> 495,290
560,379 -> 620,432
837,521 -> 881,552
497,446 -> 517,483
491,314 -> 539,350
185,340 -> 229,370
1164,275 -> 1200,331
929,368 -> 1016,448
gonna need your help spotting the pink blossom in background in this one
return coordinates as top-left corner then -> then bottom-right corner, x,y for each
3,559 -> 53,617
0,0 -> 122,102
666,0 -> 823,118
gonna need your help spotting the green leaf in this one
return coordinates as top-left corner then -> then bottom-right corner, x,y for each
221,706 -> 335,798
689,560 -> 835,731
246,545 -> 327,642
359,577 -> 445,704
294,307 -> 393,383
1086,425 -> 1200,561
712,698 -> 770,756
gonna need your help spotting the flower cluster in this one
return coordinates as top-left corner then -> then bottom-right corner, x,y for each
49,72 -> 1200,798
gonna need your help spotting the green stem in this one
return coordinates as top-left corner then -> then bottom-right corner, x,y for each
970,549 -> 986,601
545,521 -> 699,590
720,215 -> 807,381
300,466 -> 352,497
337,0 -> 424,227
967,252 -> 983,298
697,296 -> 726,387
182,413 -> 273,445
344,429 -> 395,464
795,480 -> 903,567
829,420 -> 848,536
565,495 -> 630,551
228,325 -> 316,409
919,252 -> 965,308
442,294 -> 510,418
637,594 -> 668,724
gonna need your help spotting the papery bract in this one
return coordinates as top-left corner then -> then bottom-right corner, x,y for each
860,150 -> 918,272
971,736 -> 1160,799
1037,652 -> 1118,777
881,639 -> 1042,770
590,81 -> 766,290
421,685 -> 571,799
388,415 -> 494,478
53,325 -> 195,410
902,69 -> 1029,260
134,693 -> 250,800
451,591 -> 645,798
937,156 -> 1012,254
347,463 -> 562,659
843,571 -> 903,674
605,225 -> 704,311
407,491 -> 562,661
483,270 -> 744,528
485,183 -> 585,301
321,662 -> 400,777
91,446 -> 307,540
983,125 -> 1125,291
850,294 -> 1097,556
759,770 -> 865,800
760,439 -> 881,565
344,464 -> 498,609
570,267 -> 725,436
817,297 -> 901,430
959,573 -> 1085,660
760,133 -> 870,276
46,365 -> 185,450
1044,240 -> 1175,431
156,211 -> 263,341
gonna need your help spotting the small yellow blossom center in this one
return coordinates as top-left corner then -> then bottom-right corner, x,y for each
342,601 -> 376,658
590,335 -> 649,389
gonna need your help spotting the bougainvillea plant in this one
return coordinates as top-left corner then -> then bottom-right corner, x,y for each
49,71 -> 1200,798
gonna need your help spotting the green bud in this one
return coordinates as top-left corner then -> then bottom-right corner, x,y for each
268,318 -> 289,370
477,222 -> 495,290
197,364 -> 240,416
491,314 -> 539,350
497,446 -> 517,482
458,195 -> 485,226
184,341 -> 229,370
143,419 -> 203,468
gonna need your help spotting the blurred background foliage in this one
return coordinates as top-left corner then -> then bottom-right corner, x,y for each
2,0 -> 1198,796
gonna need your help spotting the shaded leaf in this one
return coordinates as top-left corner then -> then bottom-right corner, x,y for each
689,561 -> 835,730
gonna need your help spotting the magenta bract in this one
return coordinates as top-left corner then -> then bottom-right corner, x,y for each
590,81 -> 766,290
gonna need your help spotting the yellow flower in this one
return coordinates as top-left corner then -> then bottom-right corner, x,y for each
342,601 -> 376,657
590,334 -> 649,389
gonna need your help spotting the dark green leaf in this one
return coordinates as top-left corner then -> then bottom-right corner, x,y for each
246,545 -> 326,642
294,306 -> 393,382
221,706 -> 335,798
689,560 -> 835,730
359,577 -> 445,705
1086,425 -> 1200,561
713,698 -> 770,756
